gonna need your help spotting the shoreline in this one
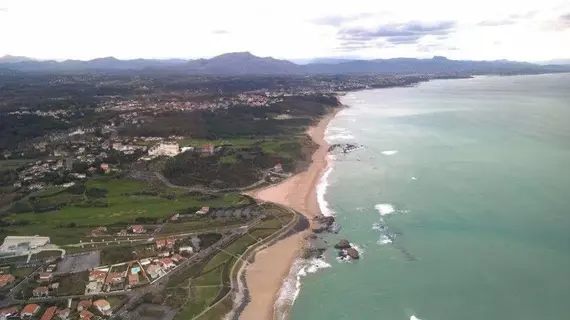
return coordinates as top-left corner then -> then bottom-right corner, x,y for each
238,108 -> 340,320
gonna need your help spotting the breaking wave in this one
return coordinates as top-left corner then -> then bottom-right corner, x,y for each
381,150 -> 398,156
274,258 -> 331,320
375,203 -> 396,216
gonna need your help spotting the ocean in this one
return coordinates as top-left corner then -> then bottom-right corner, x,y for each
287,74 -> 570,320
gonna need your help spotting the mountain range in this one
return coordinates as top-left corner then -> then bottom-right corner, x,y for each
1,52 -> 568,75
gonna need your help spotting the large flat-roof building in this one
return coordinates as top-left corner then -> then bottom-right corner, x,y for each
0,236 -> 50,254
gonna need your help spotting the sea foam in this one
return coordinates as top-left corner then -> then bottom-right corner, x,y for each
316,165 -> 334,217
410,316 -> 422,320
274,258 -> 331,319
375,203 -> 396,216
381,150 -> 398,156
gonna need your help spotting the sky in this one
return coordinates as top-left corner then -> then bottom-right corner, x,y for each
0,0 -> 569,62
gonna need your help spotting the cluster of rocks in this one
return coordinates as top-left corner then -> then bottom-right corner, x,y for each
328,143 -> 362,154
312,214 -> 341,234
334,239 -> 360,260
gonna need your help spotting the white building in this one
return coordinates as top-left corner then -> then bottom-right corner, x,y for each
0,236 -> 50,254
148,143 -> 180,157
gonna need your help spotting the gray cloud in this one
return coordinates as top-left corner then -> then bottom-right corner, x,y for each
337,20 -> 457,47
312,13 -> 375,27
544,12 -> 570,30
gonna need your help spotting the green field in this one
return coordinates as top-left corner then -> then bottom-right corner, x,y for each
1,179 -> 244,245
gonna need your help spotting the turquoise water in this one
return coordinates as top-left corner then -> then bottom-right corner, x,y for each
289,74 -> 570,320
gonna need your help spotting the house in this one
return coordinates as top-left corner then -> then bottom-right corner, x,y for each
40,306 -> 57,320
171,254 -> 185,263
46,264 -> 57,273
93,299 -> 112,316
178,246 -> 194,254
105,272 -> 124,284
100,163 -> 111,173
146,264 -> 163,279
0,274 -> 15,288
202,143 -> 214,155
56,308 -> 70,320
0,306 -> 19,318
158,258 -> 175,270
38,272 -> 53,283
128,273 -> 139,287
88,270 -> 107,283
79,310 -> 94,320
195,206 -> 209,215
156,238 -> 175,250
49,282 -> 59,290
33,286 -> 49,297
91,227 -> 107,236
85,281 -> 102,294
21,304 -> 40,318
130,225 -> 145,234
273,162 -> 283,172
77,300 -> 92,312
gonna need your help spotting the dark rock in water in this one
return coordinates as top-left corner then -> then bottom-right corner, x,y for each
334,239 -> 351,249
328,143 -> 362,154
347,247 -> 360,259
328,222 -> 341,234
338,249 -> 348,259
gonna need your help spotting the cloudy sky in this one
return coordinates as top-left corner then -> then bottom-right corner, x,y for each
0,0 -> 569,61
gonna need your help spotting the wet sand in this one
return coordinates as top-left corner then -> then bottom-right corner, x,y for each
239,111 -> 337,320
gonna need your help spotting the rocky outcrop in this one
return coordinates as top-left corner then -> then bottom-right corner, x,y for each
334,239 -> 351,249
347,247 -> 360,259
328,143 -> 362,154
312,214 -> 337,233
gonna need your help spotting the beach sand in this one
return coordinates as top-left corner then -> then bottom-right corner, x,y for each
239,110 -> 337,320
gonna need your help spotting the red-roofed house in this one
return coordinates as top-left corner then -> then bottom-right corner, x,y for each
156,238 -> 175,250
79,310 -> 94,320
93,299 -> 112,316
88,270 -> 107,283
196,206 -> 209,215
146,264 -> 162,279
0,306 -> 19,318
158,258 -> 175,270
130,225 -> 145,234
0,274 -> 15,288
100,163 -> 111,173
40,306 -> 57,320
77,300 -> 92,312
105,272 -> 124,284
21,304 -> 40,318
33,286 -> 49,297
128,273 -> 139,287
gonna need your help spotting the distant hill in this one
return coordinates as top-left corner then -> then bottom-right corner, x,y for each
0,54 -> 35,63
535,59 -> 570,65
1,52 -> 568,75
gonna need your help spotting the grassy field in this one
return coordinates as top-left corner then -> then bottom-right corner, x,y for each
1,179 -> 244,245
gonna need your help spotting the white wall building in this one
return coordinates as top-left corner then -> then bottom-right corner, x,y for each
148,143 -> 180,157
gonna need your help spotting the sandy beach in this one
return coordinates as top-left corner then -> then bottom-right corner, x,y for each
239,110 -> 337,320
